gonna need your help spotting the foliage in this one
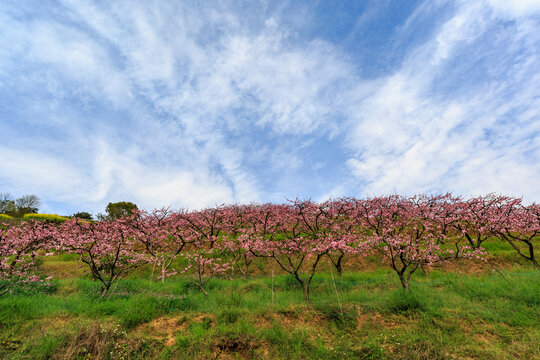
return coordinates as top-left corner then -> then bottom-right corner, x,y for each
0,193 -> 15,215
99,201 -> 139,220
0,193 -> 41,218
14,195 -> 41,217
72,211 -> 93,220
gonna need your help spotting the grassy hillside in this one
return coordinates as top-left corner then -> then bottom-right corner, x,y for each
1,244 -> 539,360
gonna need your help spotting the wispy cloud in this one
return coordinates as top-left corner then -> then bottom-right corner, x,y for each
344,0 -> 540,201
0,0 -> 538,214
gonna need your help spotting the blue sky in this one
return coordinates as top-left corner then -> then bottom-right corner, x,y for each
0,0 -> 539,216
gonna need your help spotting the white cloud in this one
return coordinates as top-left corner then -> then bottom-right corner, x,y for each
0,142 -> 247,213
0,147 -> 84,199
20,21 -> 133,107
344,0 -> 540,202
487,0 -> 540,18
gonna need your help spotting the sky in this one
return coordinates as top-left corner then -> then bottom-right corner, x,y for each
0,0 -> 539,216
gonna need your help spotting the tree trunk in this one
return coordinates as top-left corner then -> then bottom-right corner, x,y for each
303,283 -> 310,302
527,242 -> 539,268
100,283 -> 111,297
161,263 -> 166,284
335,258 -> 343,277
198,283 -> 208,296
151,260 -> 156,281
398,272 -> 409,290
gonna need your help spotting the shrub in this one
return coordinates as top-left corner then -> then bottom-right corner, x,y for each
23,214 -> 68,224
72,211 -> 93,220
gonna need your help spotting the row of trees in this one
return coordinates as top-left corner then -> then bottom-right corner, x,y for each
0,191 -> 141,222
1,194 -> 538,300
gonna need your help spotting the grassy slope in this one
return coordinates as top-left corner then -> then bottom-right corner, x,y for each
0,241 -> 539,359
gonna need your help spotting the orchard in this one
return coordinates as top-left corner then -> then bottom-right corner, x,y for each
1,194 -> 537,299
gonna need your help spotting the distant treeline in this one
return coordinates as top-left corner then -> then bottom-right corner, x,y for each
0,192 -> 138,222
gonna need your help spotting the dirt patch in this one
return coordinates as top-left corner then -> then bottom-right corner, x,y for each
135,316 -> 185,346
215,333 -> 259,353
135,314 -> 216,347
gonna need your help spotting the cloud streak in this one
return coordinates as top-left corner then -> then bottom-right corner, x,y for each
0,0 -> 538,215
344,0 -> 540,201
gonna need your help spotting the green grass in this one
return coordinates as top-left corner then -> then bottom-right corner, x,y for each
0,262 -> 539,359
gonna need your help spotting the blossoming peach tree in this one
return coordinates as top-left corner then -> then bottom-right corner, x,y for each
59,218 -> 146,296
0,220 -> 54,296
